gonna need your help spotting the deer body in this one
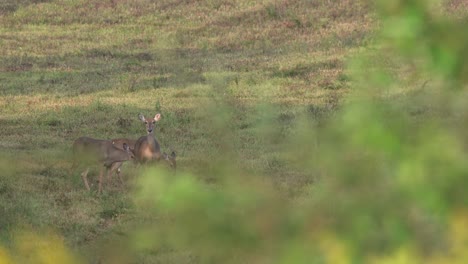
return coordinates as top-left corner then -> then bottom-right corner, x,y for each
134,134 -> 162,164
72,136 -> 134,193
112,138 -> 137,150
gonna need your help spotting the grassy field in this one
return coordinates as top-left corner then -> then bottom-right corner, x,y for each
1,0 -> 466,263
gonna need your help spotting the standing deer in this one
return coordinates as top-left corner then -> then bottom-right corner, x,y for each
135,113 -> 177,168
134,113 -> 163,164
110,113 -> 177,184
72,137 -> 135,193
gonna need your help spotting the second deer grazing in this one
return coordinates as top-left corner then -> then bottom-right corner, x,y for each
72,137 -> 135,193
110,138 -> 137,184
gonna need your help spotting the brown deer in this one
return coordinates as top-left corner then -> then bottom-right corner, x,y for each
135,113 -> 178,169
72,137 -> 135,193
110,113 -> 176,179
134,113 -> 163,164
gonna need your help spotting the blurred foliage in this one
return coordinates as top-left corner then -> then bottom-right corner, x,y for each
377,0 -> 468,86
132,0 -> 468,263
0,230 -> 80,264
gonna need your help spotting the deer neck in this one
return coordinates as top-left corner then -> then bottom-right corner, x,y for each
107,147 -> 130,164
146,132 -> 157,142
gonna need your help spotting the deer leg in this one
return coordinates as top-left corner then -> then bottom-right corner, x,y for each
118,170 -> 125,188
106,167 -> 114,190
109,162 -> 122,187
107,165 -> 113,182
117,163 -> 129,188
81,168 -> 90,191
115,165 -> 126,187
98,166 -> 104,194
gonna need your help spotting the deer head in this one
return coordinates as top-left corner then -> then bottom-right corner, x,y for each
138,113 -> 161,134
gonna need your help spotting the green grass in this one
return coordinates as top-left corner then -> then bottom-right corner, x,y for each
0,0 -> 376,262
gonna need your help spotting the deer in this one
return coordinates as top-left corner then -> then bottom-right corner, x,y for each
134,113 -> 163,165
72,136 -> 135,193
133,113 -> 176,167
108,113 -> 176,182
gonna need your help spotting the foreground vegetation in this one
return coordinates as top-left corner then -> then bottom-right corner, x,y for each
1,0 -> 467,263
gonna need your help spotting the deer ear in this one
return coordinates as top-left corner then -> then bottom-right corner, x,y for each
162,152 -> 169,160
138,113 -> 146,122
171,151 -> 176,158
154,113 -> 161,121
123,143 -> 129,150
